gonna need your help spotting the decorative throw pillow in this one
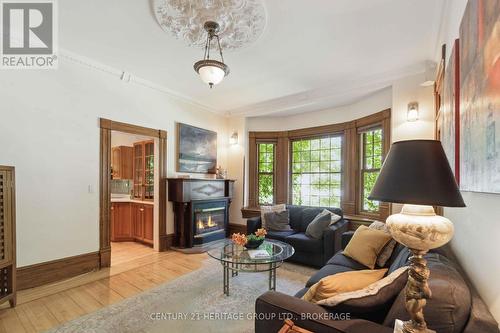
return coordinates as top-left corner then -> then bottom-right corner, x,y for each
316,266 -> 408,308
302,268 -> 388,303
260,204 -> 286,229
343,226 -> 392,269
305,210 -> 332,239
264,210 -> 292,231
369,221 -> 398,267
322,209 -> 342,226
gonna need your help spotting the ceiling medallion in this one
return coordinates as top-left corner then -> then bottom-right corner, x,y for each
153,0 -> 267,50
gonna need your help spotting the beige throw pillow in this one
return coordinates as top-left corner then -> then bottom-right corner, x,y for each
343,226 -> 392,269
369,221 -> 398,267
302,268 -> 388,303
260,204 -> 286,229
316,266 -> 408,307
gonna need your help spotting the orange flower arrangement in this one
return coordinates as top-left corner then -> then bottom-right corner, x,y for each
255,228 -> 267,238
231,232 -> 248,246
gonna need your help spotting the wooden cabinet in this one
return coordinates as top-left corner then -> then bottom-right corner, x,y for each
111,203 -> 133,241
143,204 -> 154,243
131,203 -> 154,245
111,146 -> 133,179
133,141 -> 154,201
132,203 -> 144,239
0,166 -> 16,307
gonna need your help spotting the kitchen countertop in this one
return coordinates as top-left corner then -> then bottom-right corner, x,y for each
111,196 -> 154,205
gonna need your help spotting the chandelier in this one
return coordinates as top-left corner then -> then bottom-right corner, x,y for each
193,21 -> 230,88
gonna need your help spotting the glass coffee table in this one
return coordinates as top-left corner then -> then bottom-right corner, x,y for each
207,239 -> 295,296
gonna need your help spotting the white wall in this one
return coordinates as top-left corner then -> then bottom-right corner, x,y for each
0,57 -> 229,267
437,0 -> 500,323
391,73 -> 435,142
226,117 -> 247,225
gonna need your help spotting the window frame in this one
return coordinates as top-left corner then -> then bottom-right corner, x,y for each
358,125 -> 384,215
256,141 -> 277,205
289,133 -> 344,208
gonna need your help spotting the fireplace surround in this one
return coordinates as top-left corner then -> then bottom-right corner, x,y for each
168,178 -> 235,248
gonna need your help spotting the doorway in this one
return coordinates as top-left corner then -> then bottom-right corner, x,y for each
99,119 -> 167,268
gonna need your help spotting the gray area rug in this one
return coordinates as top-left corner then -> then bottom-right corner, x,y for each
47,259 -> 316,333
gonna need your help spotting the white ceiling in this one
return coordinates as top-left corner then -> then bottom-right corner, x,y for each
60,0 -> 445,117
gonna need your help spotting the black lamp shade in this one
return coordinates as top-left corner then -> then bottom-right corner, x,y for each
368,140 -> 465,207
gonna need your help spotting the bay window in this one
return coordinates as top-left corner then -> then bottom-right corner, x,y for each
246,109 -> 390,222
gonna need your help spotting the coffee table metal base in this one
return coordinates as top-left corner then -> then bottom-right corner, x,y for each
221,261 -> 278,296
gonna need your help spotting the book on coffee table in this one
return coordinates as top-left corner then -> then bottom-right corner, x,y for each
247,249 -> 271,259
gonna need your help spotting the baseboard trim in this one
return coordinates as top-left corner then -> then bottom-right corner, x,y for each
228,223 -> 246,235
159,234 -> 175,251
17,251 -> 100,290
99,246 -> 111,268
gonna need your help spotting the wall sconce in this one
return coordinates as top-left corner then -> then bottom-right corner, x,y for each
407,102 -> 419,122
229,130 -> 238,145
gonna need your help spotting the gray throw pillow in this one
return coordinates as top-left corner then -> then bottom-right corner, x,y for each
369,221 -> 397,267
264,210 -> 292,231
305,210 -> 332,239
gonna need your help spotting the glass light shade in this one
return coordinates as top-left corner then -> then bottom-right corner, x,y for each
229,131 -> 238,145
198,65 -> 225,86
407,102 -> 419,122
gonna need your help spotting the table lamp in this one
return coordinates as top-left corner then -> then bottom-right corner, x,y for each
368,140 -> 465,333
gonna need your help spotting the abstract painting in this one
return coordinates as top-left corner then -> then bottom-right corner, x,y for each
177,123 -> 217,174
459,0 -> 500,193
440,40 -> 459,181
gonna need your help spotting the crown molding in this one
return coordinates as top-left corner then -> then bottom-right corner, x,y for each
58,49 -> 430,119
226,63 -> 428,118
59,48 -> 221,115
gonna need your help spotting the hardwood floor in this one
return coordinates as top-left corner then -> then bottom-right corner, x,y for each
0,243 -> 208,333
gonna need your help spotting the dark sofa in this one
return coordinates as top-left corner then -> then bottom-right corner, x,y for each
246,205 -> 349,267
255,231 -> 500,333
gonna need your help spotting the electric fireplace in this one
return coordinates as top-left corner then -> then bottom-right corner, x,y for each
192,200 -> 228,245
168,178 -> 235,248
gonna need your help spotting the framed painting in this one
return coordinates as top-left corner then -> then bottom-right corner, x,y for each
459,0 -> 500,193
177,123 -> 217,174
439,39 -> 460,183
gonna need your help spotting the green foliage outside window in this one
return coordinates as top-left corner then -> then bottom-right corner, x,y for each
258,143 -> 275,205
291,136 -> 342,207
362,129 -> 383,212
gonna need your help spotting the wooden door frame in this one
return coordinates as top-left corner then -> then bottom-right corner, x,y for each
99,118 -> 167,268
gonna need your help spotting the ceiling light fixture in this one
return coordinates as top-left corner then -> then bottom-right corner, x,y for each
194,21 -> 230,88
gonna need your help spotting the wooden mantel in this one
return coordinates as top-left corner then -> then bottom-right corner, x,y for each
167,178 -> 235,203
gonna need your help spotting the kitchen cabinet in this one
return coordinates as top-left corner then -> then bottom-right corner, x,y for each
133,141 -> 154,201
132,203 -> 144,239
111,146 -> 133,179
111,202 -> 133,241
132,203 -> 154,245
143,204 -> 154,243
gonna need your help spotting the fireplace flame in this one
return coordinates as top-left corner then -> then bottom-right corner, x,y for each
207,215 -> 216,228
197,214 -> 218,231
197,219 -> 204,230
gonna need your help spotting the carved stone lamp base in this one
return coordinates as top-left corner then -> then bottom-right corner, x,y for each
387,204 -> 454,333
394,320 -> 436,333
